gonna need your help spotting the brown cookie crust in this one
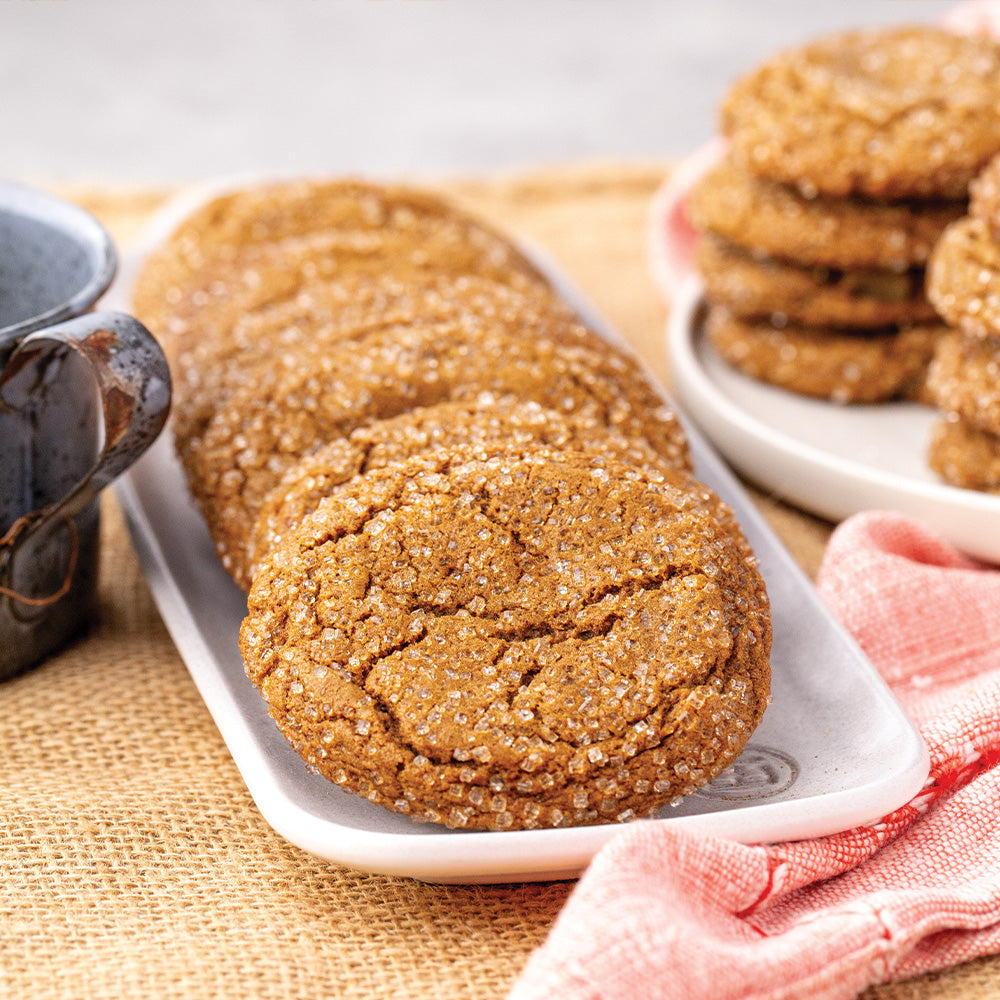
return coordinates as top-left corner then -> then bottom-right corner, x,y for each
927,415 -> 1000,493
970,152 -> 1000,242
239,449 -> 771,831
704,305 -> 941,403
187,303 -> 689,582
689,155 -> 964,271
926,329 -> 1000,435
697,234 -> 937,329
721,26 -> 1000,200
249,397 -> 690,590
132,178 -> 549,340
168,270 -> 577,464
927,216 -> 1000,340
150,226 -> 551,374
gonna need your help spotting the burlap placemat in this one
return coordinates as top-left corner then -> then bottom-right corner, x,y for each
2,165 -> 996,1000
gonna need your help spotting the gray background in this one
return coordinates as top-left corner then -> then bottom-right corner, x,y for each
3,0 -> 952,184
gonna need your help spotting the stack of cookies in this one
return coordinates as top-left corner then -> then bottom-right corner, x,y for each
925,153 -> 1000,492
689,25 -> 1000,404
132,178 -> 772,831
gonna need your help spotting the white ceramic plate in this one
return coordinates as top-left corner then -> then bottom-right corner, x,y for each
112,195 -> 928,883
667,279 -> 1000,566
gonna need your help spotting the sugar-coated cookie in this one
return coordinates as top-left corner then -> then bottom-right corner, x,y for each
187,281 -> 689,584
697,233 -> 937,329
721,26 -> 1000,200
248,397 -> 690,589
927,415 -> 1000,493
704,305 -> 940,403
134,176 -> 774,832
133,178 -> 549,340
926,329 -> 1000,436
239,448 -> 771,831
689,155 -> 964,272
928,215 -> 1000,341
970,152 -> 1000,242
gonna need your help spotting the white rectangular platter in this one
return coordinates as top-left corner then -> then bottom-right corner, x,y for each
113,228 -> 928,884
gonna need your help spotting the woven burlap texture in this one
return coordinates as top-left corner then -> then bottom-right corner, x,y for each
1,166 -> 994,1000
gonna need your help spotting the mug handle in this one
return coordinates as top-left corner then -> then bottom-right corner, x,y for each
0,311 -> 171,535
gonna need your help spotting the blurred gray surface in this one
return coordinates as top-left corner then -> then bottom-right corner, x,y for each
3,0 -> 950,184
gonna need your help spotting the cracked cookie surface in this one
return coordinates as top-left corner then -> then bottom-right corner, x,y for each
971,152 -> 1000,242
239,448 -> 771,831
689,155 -> 964,271
721,25 -> 1000,200
169,271 -> 582,473
248,397 -> 691,591
188,295 -> 689,582
704,305 -> 941,403
133,177 -> 549,344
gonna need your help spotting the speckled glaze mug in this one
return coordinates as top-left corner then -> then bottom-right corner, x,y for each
0,181 -> 171,680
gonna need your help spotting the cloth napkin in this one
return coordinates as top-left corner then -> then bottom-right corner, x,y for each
509,512 -> 1000,1000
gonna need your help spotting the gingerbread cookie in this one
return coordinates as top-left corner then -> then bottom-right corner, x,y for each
187,310 -> 689,581
169,271 -> 578,463
704,305 -> 940,403
248,397 -> 691,589
150,227 -> 550,372
926,329 -> 1000,436
239,448 -> 771,831
132,178 -> 549,339
970,152 -> 1000,242
721,26 -> 1000,200
689,155 -> 964,272
927,416 -> 1000,493
697,233 -> 936,329
927,216 -> 1000,340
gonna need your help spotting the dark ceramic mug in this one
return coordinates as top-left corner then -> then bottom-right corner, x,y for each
0,181 -> 171,680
